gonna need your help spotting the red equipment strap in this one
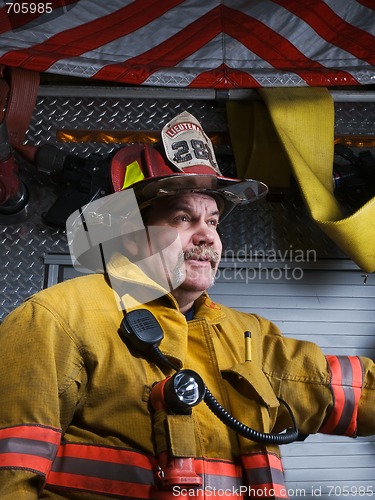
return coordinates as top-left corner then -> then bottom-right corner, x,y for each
0,65 -> 40,162
0,75 -> 9,122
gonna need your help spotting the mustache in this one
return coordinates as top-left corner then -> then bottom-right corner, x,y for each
183,246 -> 220,266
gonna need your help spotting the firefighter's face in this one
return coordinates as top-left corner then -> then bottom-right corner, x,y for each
142,193 -> 222,297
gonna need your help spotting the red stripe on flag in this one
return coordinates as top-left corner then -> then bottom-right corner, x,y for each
222,6 -> 359,86
0,0 -> 185,71
272,0 -> 375,65
95,6 -> 222,83
46,0 -> 186,54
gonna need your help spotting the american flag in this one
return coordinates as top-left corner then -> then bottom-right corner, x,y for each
0,0 -> 374,88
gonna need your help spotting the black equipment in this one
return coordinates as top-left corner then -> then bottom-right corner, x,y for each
35,144 -> 112,227
333,144 -> 375,208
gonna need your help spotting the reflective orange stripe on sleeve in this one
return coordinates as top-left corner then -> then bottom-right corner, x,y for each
241,452 -> 288,499
0,424 -> 61,475
320,355 -> 363,437
47,442 -> 156,498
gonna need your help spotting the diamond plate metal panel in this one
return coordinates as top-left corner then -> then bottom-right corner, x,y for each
0,176 -> 68,320
335,102 -> 375,135
220,197 -> 347,260
27,96 -> 228,154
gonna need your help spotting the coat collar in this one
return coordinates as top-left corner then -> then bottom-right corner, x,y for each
106,252 -> 226,368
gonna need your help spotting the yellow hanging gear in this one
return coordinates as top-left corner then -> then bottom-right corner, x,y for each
228,88 -> 375,273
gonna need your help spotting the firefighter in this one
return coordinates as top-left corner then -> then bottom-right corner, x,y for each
0,111 -> 374,499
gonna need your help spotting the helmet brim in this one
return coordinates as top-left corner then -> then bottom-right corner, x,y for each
131,173 -> 268,219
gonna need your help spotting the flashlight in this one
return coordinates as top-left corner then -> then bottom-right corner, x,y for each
151,369 -> 206,414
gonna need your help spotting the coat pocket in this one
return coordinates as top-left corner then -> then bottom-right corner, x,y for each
222,362 -> 279,408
